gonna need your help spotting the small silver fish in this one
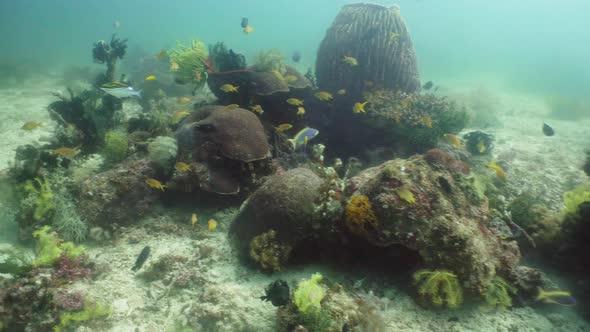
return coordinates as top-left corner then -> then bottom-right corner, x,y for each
100,86 -> 141,99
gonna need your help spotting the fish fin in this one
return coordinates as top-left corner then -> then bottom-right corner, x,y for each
136,89 -> 142,98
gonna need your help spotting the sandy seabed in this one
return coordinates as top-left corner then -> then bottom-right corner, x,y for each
1,76 -> 589,332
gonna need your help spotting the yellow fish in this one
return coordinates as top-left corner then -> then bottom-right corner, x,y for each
208,219 -> 218,232
314,91 -> 333,101
272,70 -> 286,82
177,97 -> 192,105
223,104 -> 240,111
342,55 -> 358,66
191,213 -> 198,227
66,123 -> 76,132
284,75 -> 298,83
420,116 -> 433,128
250,104 -> 264,115
286,98 -> 304,106
275,124 -> 293,132
487,160 -> 507,181
243,25 -> 254,34
390,32 -> 400,41
194,70 -> 202,81
170,61 -> 180,72
220,84 -> 239,93
175,162 -> 192,172
353,101 -> 368,114
337,89 -> 346,95
145,178 -> 166,191
21,121 -> 43,131
536,289 -> 576,306
395,187 -> 416,204
477,141 -> 486,153
443,134 -> 463,147
145,75 -> 157,81
297,107 -> 305,116
52,147 -> 80,159
172,109 -> 190,124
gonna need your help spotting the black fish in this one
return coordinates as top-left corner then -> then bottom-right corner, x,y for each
241,17 -> 248,29
132,246 -> 151,272
542,122 -> 555,136
260,280 -> 290,306
292,51 -> 301,63
423,81 -> 434,90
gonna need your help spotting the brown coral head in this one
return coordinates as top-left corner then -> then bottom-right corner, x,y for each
424,149 -> 454,167
449,161 -> 470,175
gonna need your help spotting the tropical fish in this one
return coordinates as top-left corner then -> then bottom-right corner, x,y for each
423,81 -> 434,90
390,32 -> 400,41
477,141 -> 486,154
208,219 -> 218,232
353,101 -> 368,114
292,51 -> 301,63
296,107 -> 305,116
342,55 -> 358,66
52,147 -> 80,159
172,109 -> 190,124
314,91 -> 333,101
220,84 -> 239,93
145,178 -> 166,191
155,49 -> 168,61
542,122 -> 555,136
194,70 -> 202,81
420,116 -> 433,128
243,25 -> 254,34
131,246 -> 151,272
443,133 -> 463,147
191,213 -> 198,227
250,104 -> 264,115
275,124 -> 293,132
170,61 -> 180,72
223,104 -> 240,111
395,187 -> 416,204
100,85 -> 141,99
21,121 -> 43,131
289,127 -> 319,150
241,17 -> 248,29
175,162 -> 192,172
145,75 -> 156,81
284,75 -> 298,83
487,160 -> 507,181
536,289 -> 576,306
337,89 -> 346,95
177,97 -> 192,104
101,81 -> 128,89
287,98 -> 304,106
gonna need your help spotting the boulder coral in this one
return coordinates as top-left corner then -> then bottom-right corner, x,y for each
345,155 -> 520,293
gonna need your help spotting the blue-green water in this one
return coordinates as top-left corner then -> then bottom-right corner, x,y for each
2,0 -> 589,97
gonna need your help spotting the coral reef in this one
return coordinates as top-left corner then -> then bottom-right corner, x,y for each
75,159 -> 159,227
413,269 -> 463,308
147,136 -> 178,171
316,3 -> 420,96
464,131 -> 494,155
169,39 -> 208,88
344,195 -> 378,237
52,185 -> 88,243
561,185 -> 590,217
101,130 -> 129,165
249,230 -> 292,272
208,42 -> 246,72
54,300 -> 111,332
92,34 -> 128,83
345,155 -> 520,293
20,177 -> 54,222
31,226 -> 85,267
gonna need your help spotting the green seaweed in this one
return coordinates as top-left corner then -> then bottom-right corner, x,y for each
54,300 -> 111,332
169,39 -> 208,88
413,269 -> 463,308
294,273 -> 326,314
482,276 -> 517,311
23,177 -> 55,221
102,131 -> 128,164
562,185 -> 590,217
32,226 -> 85,267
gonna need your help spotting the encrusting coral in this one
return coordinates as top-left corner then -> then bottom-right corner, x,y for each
249,230 -> 292,272
344,195 -> 378,238
413,269 -> 463,308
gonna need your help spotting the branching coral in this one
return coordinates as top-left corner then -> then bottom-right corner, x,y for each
22,177 -> 54,221
54,300 -> 111,332
169,39 -> 208,88
344,195 -> 378,237
252,49 -> 286,73
482,276 -> 517,311
249,230 -> 292,272
413,269 -> 463,308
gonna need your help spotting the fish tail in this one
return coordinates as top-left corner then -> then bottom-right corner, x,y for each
136,90 -> 142,99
